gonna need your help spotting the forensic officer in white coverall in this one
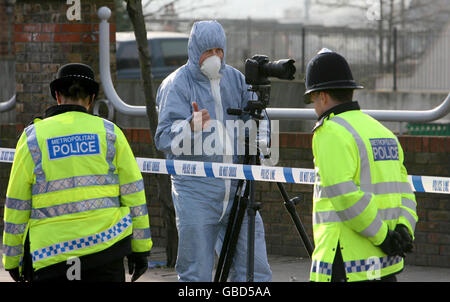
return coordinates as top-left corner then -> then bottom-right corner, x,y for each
155,20 -> 272,282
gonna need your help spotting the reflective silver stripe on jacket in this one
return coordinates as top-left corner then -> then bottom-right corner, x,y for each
378,198 -> 417,231
322,181 -> 358,198
3,244 -> 23,257
401,198 -> 416,212
314,180 -> 413,225
359,212 -> 383,237
315,205 -> 417,231
320,181 -> 413,198
120,179 -> 145,196
103,119 -> 117,175
4,222 -> 27,235
313,192 -> 372,224
5,197 -> 32,211
32,174 -> 119,195
25,125 -> 46,183
130,204 -> 148,218
31,214 -> 132,263
331,116 -> 371,185
361,182 -> 413,195
133,228 -> 152,240
30,196 -> 121,219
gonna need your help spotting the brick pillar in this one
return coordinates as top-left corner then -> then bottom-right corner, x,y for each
14,0 -> 116,125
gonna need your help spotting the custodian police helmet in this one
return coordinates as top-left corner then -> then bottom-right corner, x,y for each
50,63 -> 99,100
304,48 -> 363,104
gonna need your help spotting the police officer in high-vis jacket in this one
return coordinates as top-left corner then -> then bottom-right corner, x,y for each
305,49 -> 418,282
2,63 -> 152,282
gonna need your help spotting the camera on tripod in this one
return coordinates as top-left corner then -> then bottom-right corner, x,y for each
245,55 -> 295,114
227,55 -> 296,161
245,55 -> 296,86
228,55 -> 296,118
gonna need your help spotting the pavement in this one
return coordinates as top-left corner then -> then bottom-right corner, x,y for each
1,246 -> 449,282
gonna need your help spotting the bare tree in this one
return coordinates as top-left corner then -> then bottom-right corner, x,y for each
124,0 -> 178,267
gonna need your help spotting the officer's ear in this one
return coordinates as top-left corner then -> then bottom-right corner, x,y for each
87,94 -> 95,109
319,91 -> 332,106
55,91 -> 62,105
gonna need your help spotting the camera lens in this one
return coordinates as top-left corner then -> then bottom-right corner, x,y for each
261,59 -> 296,80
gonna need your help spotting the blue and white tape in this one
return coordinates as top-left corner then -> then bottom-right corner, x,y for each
1,147 -> 449,194
135,157 -> 316,185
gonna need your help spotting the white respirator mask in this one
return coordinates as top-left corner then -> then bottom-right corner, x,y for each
200,55 -> 222,79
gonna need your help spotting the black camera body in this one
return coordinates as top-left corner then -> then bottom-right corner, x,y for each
244,55 -> 296,86
228,54 -> 296,117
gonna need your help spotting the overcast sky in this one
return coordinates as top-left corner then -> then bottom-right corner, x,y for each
186,0 -> 304,19
145,0 -> 306,19
143,0 -> 382,27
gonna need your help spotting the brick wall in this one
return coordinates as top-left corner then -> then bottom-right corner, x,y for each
397,136 -> 450,266
259,133 -> 315,257
13,0 -> 116,125
1,126 -> 449,267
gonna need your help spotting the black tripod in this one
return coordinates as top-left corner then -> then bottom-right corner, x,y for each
214,86 -> 314,282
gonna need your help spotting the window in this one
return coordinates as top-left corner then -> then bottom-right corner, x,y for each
116,42 -> 141,70
159,39 -> 188,66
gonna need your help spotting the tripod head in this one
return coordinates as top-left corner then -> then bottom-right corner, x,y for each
226,84 -> 272,162
227,84 -> 271,120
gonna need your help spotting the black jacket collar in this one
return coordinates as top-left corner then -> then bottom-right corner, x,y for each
318,101 -> 360,121
44,104 -> 88,118
313,101 -> 360,132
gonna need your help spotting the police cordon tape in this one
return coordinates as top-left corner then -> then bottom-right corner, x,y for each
1,147 -> 449,194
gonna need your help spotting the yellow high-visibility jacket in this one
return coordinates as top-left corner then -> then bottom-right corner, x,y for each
310,102 -> 417,282
2,108 -> 152,273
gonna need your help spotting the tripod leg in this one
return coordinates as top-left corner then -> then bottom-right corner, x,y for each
214,180 -> 249,282
214,179 -> 243,282
276,182 -> 314,257
220,189 -> 248,282
246,179 -> 256,282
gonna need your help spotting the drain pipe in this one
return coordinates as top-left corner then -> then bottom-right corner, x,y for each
97,6 -> 450,122
98,6 -> 146,117
0,94 -> 16,112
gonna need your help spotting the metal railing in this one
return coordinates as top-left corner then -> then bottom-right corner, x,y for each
0,94 -> 15,113
98,6 -> 146,117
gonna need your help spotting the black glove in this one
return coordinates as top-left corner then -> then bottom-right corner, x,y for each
127,253 -> 148,282
395,224 -> 414,254
377,229 -> 405,257
7,268 -> 24,282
